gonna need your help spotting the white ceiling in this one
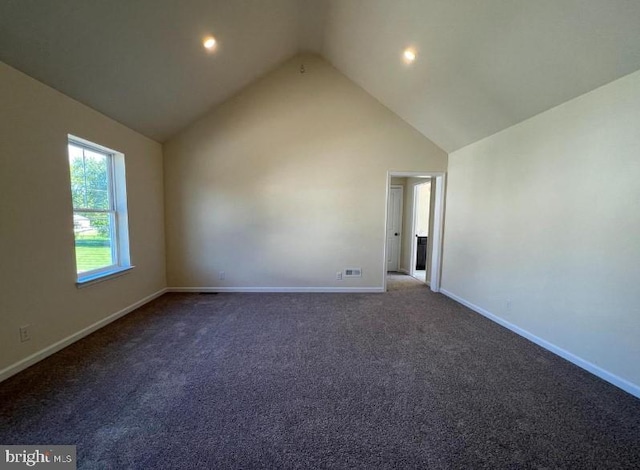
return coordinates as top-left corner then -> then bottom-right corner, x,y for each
2,0 -> 640,151
0,0 -> 324,141
322,0 -> 640,151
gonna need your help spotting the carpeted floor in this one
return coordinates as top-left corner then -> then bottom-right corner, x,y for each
1,274 -> 639,469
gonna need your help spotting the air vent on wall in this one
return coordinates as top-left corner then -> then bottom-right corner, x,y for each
344,268 -> 362,278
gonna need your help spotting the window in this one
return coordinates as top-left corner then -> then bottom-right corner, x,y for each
68,136 -> 131,283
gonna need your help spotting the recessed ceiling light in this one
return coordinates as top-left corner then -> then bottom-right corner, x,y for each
403,48 -> 416,64
203,36 -> 217,50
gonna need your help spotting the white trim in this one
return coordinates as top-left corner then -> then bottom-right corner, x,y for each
0,288 -> 167,383
410,184 -> 418,279
382,175 -> 391,292
68,134 -> 118,155
429,175 -> 445,293
68,134 -> 131,280
76,265 -> 134,287
398,268 -> 410,275
389,171 -> 439,178
168,286 -> 385,293
440,288 -> 640,399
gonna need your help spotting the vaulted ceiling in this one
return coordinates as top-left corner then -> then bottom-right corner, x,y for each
2,0 -> 640,152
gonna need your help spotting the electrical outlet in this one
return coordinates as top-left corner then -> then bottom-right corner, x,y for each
219,271 -> 226,280
506,300 -> 512,313
19,325 -> 31,342
336,271 -> 343,280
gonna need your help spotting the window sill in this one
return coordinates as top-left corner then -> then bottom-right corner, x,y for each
76,266 -> 135,288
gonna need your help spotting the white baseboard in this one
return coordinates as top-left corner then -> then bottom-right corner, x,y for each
0,288 -> 167,383
168,286 -> 385,293
439,288 -> 640,399
398,268 -> 410,275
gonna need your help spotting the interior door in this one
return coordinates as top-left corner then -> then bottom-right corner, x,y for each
386,186 -> 403,272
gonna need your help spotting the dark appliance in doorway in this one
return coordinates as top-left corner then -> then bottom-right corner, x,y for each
416,236 -> 428,270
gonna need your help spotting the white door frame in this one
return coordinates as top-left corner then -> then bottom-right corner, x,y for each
410,184 -> 418,279
383,171 -> 446,293
409,181 -> 425,281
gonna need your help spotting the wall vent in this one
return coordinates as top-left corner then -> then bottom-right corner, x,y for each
344,268 -> 362,277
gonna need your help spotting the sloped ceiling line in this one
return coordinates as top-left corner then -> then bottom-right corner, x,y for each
1,0 -> 640,151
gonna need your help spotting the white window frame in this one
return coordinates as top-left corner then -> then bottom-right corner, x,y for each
68,135 -> 132,285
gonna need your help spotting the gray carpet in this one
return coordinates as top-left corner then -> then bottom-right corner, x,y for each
1,274 -> 639,469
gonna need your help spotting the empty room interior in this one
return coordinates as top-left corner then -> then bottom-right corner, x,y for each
1,1 -> 639,468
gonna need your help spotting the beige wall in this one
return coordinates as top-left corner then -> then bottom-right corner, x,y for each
443,69 -> 640,392
0,62 -> 166,376
164,54 -> 447,290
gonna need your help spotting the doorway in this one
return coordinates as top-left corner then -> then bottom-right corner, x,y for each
383,172 -> 445,293
410,181 -> 431,285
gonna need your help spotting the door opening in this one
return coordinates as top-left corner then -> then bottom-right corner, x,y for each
383,172 -> 445,293
410,181 -> 431,285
